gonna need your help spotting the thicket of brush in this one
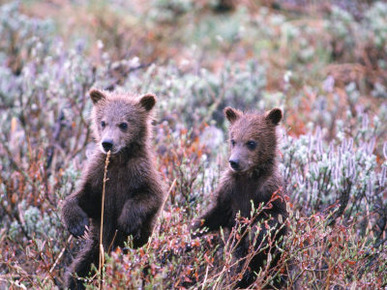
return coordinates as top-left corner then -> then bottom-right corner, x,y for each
0,1 -> 386,288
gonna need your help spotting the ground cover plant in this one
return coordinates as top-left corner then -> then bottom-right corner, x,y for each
0,0 -> 386,288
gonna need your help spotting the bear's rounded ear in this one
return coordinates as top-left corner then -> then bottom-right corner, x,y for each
139,93 -> 156,111
224,107 -> 241,124
265,108 -> 282,125
89,89 -> 106,105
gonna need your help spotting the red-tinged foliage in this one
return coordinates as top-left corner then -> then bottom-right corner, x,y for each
1,1 -> 386,289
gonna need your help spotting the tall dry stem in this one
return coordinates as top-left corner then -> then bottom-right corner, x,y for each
99,150 -> 111,289
145,178 -> 177,254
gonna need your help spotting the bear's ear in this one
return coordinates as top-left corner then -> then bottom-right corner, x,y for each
89,89 -> 106,105
224,107 -> 241,124
139,93 -> 156,111
265,108 -> 282,125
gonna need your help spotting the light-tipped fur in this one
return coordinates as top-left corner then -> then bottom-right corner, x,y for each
193,107 -> 288,288
62,89 -> 165,289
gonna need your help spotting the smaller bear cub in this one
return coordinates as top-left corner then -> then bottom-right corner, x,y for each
62,89 -> 165,289
193,107 -> 288,288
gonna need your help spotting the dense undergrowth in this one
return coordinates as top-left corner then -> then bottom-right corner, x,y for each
0,0 -> 386,288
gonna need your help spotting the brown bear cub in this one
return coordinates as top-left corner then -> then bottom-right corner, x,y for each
192,107 -> 288,288
62,89 -> 165,289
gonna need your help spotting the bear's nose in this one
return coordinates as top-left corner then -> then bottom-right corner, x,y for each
229,159 -> 239,171
102,140 -> 113,152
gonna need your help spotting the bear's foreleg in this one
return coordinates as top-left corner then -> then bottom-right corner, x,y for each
62,196 -> 90,238
117,196 -> 156,239
192,201 -> 230,234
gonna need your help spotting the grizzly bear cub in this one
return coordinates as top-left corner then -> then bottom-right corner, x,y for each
192,107 -> 288,288
62,89 -> 165,289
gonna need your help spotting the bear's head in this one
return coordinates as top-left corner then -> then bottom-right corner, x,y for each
224,107 -> 282,173
89,89 -> 156,155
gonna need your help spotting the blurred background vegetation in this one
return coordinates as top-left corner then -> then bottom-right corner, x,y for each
0,0 -> 386,288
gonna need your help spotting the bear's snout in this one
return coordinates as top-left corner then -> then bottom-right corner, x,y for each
102,139 -> 114,152
229,159 -> 240,171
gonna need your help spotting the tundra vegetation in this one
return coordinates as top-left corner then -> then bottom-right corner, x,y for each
0,0 -> 386,288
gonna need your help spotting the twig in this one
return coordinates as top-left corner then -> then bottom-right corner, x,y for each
99,151 -> 111,290
49,235 -> 73,273
108,230 -> 118,253
201,264 -> 210,290
146,178 -> 176,254
39,235 -> 74,287
46,110 -> 64,170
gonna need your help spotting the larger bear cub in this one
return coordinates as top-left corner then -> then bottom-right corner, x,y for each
62,89 -> 165,289
193,107 -> 288,288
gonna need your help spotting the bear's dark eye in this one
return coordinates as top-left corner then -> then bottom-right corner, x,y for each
119,122 -> 128,130
246,140 -> 257,150
231,139 -> 236,147
101,121 -> 106,128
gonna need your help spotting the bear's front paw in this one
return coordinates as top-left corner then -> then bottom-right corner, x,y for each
118,215 -> 141,236
66,212 -> 89,238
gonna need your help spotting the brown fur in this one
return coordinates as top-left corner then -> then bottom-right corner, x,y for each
62,89 -> 165,289
193,107 -> 288,288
